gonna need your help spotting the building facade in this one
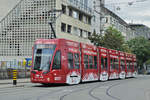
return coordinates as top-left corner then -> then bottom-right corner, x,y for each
0,0 -> 93,60
129,24 -> 150,40
101,7 -> 135,40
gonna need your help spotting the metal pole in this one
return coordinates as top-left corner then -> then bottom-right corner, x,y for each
13,70 -> 17,85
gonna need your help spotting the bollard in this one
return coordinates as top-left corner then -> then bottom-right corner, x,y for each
13,70 -> 17,85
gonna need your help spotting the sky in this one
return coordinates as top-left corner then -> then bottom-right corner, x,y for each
0,0 -> 150,27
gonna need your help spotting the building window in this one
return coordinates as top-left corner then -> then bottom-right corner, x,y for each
93,15 -> 96,22
83,31 -> 87,38
62,5 -> 66,14
67,25 -> 72,33
80,29 -> 83,37
88,17 -> 91,24
69,8 -> 72,16
79,13 -> 83,21
88,32 -> 91,37
73,27 -> 78,35
61,23 -> 66,32
73,10 -> 78,19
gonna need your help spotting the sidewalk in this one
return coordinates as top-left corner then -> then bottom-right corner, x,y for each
0,78 -> 31,88
0,78 -> 30,84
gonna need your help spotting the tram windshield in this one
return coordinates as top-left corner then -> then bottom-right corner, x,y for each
33,44 -> 56,71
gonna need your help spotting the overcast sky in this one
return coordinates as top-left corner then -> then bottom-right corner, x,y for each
105,0 -> 150,27
0,0 -> 150,27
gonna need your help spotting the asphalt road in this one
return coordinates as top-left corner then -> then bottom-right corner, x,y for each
0,75 -> 150,100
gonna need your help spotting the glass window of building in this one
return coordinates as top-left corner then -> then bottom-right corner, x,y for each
69,8 -> 72,16
73,27 -> 78,35
73,10 -> 78,19
62,5 -> 66,14
80,29 -> 83,37
79,13 -> 83,21
88,17 -> 91,24
61,23 -> 66,32
67,25 -> 72,33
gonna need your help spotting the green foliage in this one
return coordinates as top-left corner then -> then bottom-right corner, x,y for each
146,59 -> 150,65
89,26 -> 129,52
88,30 -> 103,46
127,36 -> 150,67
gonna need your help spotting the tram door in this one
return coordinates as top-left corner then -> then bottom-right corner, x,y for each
81,44 -> 99,82
108,50 -> 119,79
99,47 -> 109,81
119,52 -> 126,79
65,41 -> 81,85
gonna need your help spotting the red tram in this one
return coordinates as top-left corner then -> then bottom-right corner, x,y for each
31,38 -> 137,85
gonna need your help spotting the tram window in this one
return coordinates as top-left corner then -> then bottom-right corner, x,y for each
68,53 -> 74,69
127,61 -> 129,70
52,51 -> 61,69
130,62 -> 133,70
94,56 -> 97,69
121,60 -> 125,70
101,58 -> 105,70
84,55 -> 88,69
105,58 -> 108,70
34,49 -> 42,70
110,58 -> 114,70
74,53 -> 79,69
114,59 -> 119,70
89,56 -> 93,69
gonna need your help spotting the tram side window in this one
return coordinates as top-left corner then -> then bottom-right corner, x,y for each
110,58 -> 114,70
127,61 -> 129,71
84,55 -> 88,69
68,53 -> 74,69
114,59 -> 119,70
74,53 -> 79,69
94,56 -> 97,69
121,60 -> 125,70
89,56 -> 93,69
105,58 -> 108,70
52,51 -> 61,69
130,61 -> 133,70
101,58 -> 105,70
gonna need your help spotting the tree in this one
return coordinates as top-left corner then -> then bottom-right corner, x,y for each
89,26 -> 129,52
88,30 -> 103,46
127,36 -> 150,69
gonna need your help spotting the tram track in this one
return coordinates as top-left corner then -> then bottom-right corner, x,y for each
0,78 -> 139,100
105,78 -> 140,100
59,82 -> 104,100
59,81 -> 116,100
60,78 -> 138,100
106,82 -> 121,100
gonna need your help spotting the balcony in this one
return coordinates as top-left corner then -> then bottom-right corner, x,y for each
67,0 -> 93,16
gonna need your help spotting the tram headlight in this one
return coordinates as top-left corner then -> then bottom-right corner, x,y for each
47,78 -> 50,81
